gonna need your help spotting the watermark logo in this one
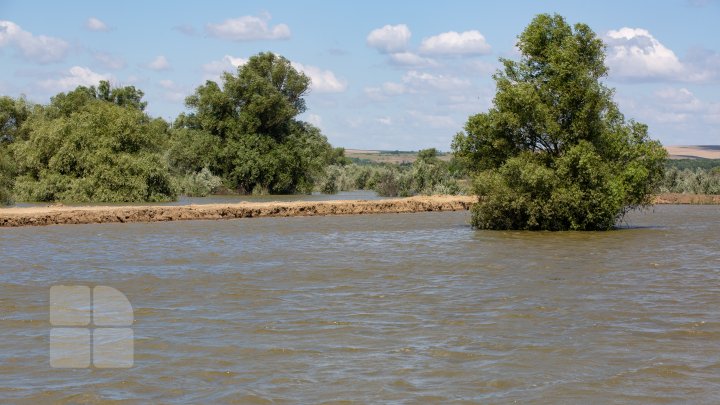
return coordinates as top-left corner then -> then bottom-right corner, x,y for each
49,285 -> 134,368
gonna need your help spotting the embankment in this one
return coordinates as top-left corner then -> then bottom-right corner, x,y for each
0,195 -> 476,227
1,194 -> 718,228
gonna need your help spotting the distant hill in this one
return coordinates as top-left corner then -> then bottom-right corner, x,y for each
345,146 -> 720,163
665,146 -> 720,160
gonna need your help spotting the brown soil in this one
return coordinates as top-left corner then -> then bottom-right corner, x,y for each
1,193 -> 717,228
653,193 -> 720,205
0,195 -> 477,228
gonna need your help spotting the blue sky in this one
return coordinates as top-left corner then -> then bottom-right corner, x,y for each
1,0 -> 719,150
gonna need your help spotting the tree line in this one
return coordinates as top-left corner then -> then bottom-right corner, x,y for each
0,53 -> 342,205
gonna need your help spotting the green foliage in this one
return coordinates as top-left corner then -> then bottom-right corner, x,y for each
47,80 -> 147,117
176,167 -> 224,197
173,52 -> 333,194
11,90 -> 175,203
453,14 -> 667,230
319,154 -> 465,197
0,95 -> 32,143
661,167 -> 720,194
666,158 -> 720,171
0,146 -> 15,205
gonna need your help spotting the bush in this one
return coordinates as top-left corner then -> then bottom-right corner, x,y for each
661,167 -> 720,194
0,147 -> 15,205
176,167 -> 223,197
12,92 -> 176,203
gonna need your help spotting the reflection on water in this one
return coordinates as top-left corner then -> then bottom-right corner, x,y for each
1,205 -> 719,402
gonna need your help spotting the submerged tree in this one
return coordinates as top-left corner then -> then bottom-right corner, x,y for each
452,14 -> 667,230
172,52 -> 334,194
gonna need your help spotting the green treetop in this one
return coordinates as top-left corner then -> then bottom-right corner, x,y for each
453,14 -> 667,230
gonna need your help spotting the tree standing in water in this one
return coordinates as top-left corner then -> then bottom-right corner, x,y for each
453,14 -> 667,230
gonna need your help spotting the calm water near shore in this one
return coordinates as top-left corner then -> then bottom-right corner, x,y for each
1,205 -> 719,403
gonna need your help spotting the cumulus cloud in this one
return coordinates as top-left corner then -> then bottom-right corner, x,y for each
387,52 -> 438,68
147,55 -> 171,71
206,14 -> 290,41
364,71 -> 470,101
606,28 -> 720,83
605,28 -> 683,80
291,62 -> 347,93
39,66 -> 113,92
366,24 -> 411,53
0,20 -> 69,63
401,70 -> 470,91
419,30 -> 491,55
92,51 -> 126,70
86,17 -> 109,32
618,86 -> 720,142
201,55 -> 248,81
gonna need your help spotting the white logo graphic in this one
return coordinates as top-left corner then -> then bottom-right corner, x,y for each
49,285 -> 134,368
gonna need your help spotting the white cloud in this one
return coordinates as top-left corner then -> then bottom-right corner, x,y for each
606,28 -> 720,83
200,56 -> 345,93
92,51 -> 125,70
364,82 -> 409,100
291,62 -> 347,93
158,79 -> 175,90
86,17 -> 109,32
39,66 -> 112,92
605,28 -> 683,80
377,116 -> 393,125
407,110 -> 457,128
387,52 -> 438,68
366,24 -> 411,53
365,71 -> 470,101
307,113 -> 322,127
0,20 -> 69,63
206,14 -> 290,41
147,55 -> 171,71
419,30 -> 491,55
402,70 -> 470,91
201,55 -> 247,81
654,87 -> 703,112
158,79 -> 186,102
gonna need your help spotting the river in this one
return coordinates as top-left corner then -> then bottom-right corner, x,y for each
1,205 -> 719,403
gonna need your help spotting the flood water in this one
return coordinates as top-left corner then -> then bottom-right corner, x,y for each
1,205 -> 719,403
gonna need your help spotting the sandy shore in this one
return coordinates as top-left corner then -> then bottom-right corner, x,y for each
0,195 -> 477,228
1,193 -> 718,228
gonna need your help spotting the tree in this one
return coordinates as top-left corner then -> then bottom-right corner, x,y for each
452,14 -> 667,230
11,84 -> 175,202
172,52 -> 333,194
0,95 -> 34,205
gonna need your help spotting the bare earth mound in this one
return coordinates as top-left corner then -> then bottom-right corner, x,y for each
0,195 -> 476,227
1,194 -> 717,228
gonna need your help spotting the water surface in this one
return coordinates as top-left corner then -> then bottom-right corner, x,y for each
1,205 -> 719,403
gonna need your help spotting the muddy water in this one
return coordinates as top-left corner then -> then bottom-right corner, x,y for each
1,205 -> 719,403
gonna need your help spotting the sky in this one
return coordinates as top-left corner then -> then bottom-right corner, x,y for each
1,0 -> 719,150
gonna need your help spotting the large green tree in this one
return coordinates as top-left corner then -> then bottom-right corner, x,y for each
11,82 -> 175,202
172,52 -> 333,194
0,95 -> 31,205
452,14 -> 667,230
